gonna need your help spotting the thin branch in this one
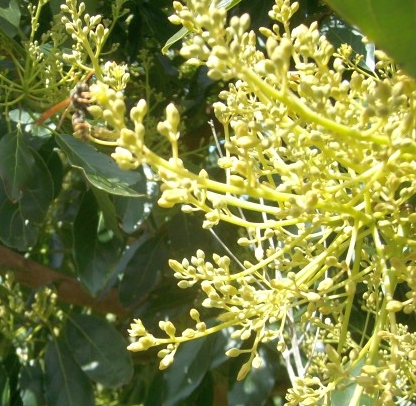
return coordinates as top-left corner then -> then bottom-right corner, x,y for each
0,244 -> 129,317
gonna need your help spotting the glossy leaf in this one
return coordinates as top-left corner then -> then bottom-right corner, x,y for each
330,357 -> 373,405
38,145 -> 63,199
162,26 -> 188,54
141,1 -> 177,44
149,336 -> 214,406
19,363 -> 45,406
209,326 -> 240,369
56,134 -> 146,197
321,17 -> 372,71
0,131 -> 37,202
0,0 -> 20,37
324,0 -> 416,78
92,187 -> 123,240
0,132 -> 54,250
119,234 -> 168,307
0,181 -> 38,250
91,165 -> 154,239
44,339 -> 94,406
168,211 -> 226,259
217,0 -> 242,8
331,384 -> 373,406
65,314 -> 133,388
0,364 -> 9,406
73,190 -> 123,296
228,346 -> 279,406
112,165 -> 157,234
113,194 -> 154,234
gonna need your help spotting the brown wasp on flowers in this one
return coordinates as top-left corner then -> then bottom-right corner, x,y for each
36,71 -> 94,140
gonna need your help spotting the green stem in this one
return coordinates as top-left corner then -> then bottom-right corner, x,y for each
337,225 -> 362,353
144,146 -> 370,224
240,67 -> 390,146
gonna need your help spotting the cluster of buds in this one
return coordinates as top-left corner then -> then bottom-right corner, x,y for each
127,308 -> 207,370
60,0 -> 128,75
78,0 -> 416,403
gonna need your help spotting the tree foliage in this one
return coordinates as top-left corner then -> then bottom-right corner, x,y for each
1,0 -> 416,405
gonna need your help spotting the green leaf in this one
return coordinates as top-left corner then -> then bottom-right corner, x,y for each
56,134 -> 146,196
38,145 -> 63,199
152,336 -> 214,406
168,211 -> 225,259
0,364 -> 10,406
0,131 -> 36,202
140,1 -> 177,45
0,132 -> 54,250
0,181 -> 38,249
19,363 -> 45,406
119,235 -> 168,307
113,192 -> 157,235
73,190 -> 123,296
324,0 -> 416,78
113,195 -> 152,234
228,346 -> 279,406
92,165 -> 155,239
65,314 -> 133,388
92,187 -> 123,240
44,339 -> 94,406
162,26 -> 188,54
0,0 -> 20,37
322,18 -> 373,71
112,165 -> 158,234
217,0 -> 243,8
330,357 -> 373,405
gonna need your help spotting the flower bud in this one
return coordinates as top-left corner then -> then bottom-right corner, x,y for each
166,103 -> 180,131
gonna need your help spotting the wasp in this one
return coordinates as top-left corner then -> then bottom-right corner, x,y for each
36,72 -> 94,140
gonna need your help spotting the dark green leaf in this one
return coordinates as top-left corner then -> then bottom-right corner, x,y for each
0,0 -> 20,37
150,336 -> 214,406
113,194 -> 155,234
0,131 -> 36,202
228,346 -> 278,406
18,150 -> 54,222
136,278 -> 198,329
1,342 -> 22,405
65,314 -> 133,388
321,17 -> 372,70
92,187 -> 123,240
119,235 -> 168,307
140,1 -> 177,45
91,165 -> 155,239
209,326 -> 239,369
44,339 -> 94,406
0,132 -> 54,250
324,0 -> 416,78
56,134 -> 146,196
0,364 -> 10,406
38,145 -> 63,199
112,165 -> 158,234
49,0 -> 98,15
0,181 -> 38,249
73,190 -> 123,296
19,363 -> 45,406
168,211 -> 224,259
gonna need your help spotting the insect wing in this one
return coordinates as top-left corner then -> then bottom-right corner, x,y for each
35,71 -> 94,127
